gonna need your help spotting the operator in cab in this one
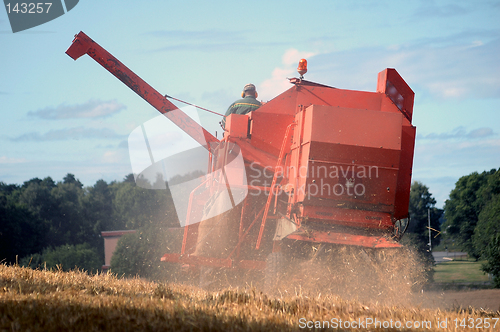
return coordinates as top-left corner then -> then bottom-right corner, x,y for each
221,83 -> 261,129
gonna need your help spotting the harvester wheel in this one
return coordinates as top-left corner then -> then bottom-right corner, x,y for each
393,216 -> 410,241
264,252 -> 283,293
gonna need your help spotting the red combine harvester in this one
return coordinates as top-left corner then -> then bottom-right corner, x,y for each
66,32 -> 416,284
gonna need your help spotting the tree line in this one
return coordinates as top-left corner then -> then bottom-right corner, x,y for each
0,173 -> 179,272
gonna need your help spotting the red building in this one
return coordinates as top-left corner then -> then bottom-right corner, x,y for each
101,230 -> 136,271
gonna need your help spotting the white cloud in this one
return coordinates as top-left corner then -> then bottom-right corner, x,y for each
418,126 -> 496,140
259,48 -> 317,100
101,150 -> 128,164
281,49 -> 315,66
28,99 -> 126,120
467,127 -> 496,139
11,127 -> 125,142
0,156 -> 27,164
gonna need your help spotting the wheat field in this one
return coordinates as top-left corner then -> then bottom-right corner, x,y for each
1,263 -> 499,331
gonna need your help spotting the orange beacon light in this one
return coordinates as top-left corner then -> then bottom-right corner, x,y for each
297,59 -> 307,78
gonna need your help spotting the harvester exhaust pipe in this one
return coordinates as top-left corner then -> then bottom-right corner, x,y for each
66,31 -> 219,152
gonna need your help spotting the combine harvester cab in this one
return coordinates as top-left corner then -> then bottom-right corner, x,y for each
66,32 -> 416,278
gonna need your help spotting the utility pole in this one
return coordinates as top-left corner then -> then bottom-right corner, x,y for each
428,208 -> 432,251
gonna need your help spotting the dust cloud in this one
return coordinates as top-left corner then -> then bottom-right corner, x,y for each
183,244 -> 429,308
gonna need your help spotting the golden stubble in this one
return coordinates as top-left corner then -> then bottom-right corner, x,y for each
1,263 -> 499,331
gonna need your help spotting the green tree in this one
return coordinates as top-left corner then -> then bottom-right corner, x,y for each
444,169 -> 499,258
10,175 -> 110,259
472,194 -> 500,286
401,181 -> 442,281
0,189 -> 46,264
45,174 -> 91,247
21,243 -> 101,273
122,173 -> 136,184
80,179 -> 116,260
110,173 -> 182,280
16,176 -> 57,230
406,181 -> 443,248
3,172 -> 182,275
112,181 -> 177,230
482,234 -> 500,287
110,224 -> 182,280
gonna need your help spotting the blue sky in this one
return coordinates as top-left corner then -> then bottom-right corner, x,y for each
1,0 -> 499,208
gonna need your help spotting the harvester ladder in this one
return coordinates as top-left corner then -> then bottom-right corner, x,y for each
256,122 -> 295,249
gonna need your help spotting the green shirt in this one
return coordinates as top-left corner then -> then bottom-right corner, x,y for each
222,96 -> 261,128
